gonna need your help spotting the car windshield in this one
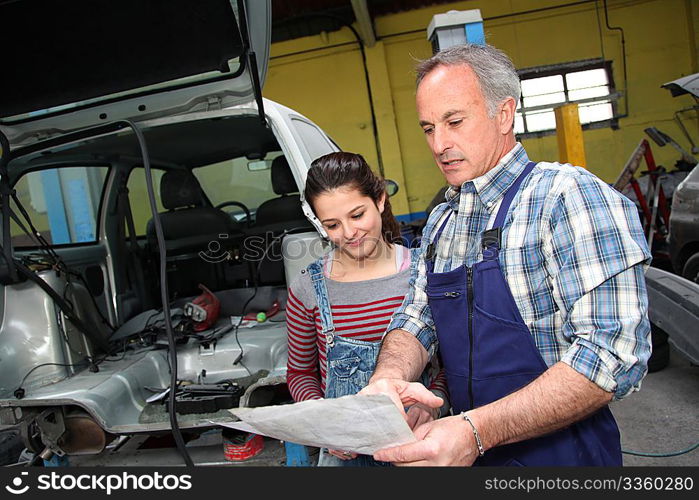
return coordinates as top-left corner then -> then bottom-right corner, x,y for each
192,152 -> 283,221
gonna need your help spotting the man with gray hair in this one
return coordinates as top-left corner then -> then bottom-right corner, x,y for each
360,44 -> 651,466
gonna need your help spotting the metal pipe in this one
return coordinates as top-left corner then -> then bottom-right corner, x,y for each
602,0 -> 629,117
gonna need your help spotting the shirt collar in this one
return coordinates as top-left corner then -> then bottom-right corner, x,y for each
444,143 -> 529,211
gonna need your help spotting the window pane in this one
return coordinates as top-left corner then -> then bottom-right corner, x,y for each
292,118 -> 336,162
11,166 -> 108,246
523,91 -> 566,108
521,75 -> 565,108
517,62 -> 615,135
193,152 -> 282,221
127,168 -> 166,236
578,101 -> 613,124
525,110 -> 557,132
569,85 -> 609,101
566,68 -> 608,90
521,75 -> 565,95
568,67 -> 610,102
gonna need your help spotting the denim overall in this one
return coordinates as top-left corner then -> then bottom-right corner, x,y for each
424,162 -> 622,466
311,248 -> 420,467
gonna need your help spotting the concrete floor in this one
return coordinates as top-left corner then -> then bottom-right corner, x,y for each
612,344 -> 699,466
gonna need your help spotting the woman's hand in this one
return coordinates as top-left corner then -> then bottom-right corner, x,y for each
327,449 -> 358,460
405,402 -> 439,429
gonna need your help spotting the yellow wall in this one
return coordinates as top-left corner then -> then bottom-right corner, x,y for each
264,0 -> 698,217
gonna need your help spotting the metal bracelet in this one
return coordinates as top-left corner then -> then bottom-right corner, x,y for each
461,411 -> 485,457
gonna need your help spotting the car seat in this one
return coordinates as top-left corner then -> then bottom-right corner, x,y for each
247,156 -> 312,284
146,169 -> 243,298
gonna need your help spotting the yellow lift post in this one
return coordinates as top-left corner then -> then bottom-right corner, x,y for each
554,103 -> 587,168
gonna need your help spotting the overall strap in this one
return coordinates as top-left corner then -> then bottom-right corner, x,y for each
492,161 -> 537,230
425,211 -> 453,273
307,259 -> 335,340
482,161 -> 536,259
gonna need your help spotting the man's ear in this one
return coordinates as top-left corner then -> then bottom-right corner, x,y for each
378,192 -> 386,213
499,97 -> 517,134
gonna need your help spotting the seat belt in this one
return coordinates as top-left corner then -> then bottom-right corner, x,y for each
0,131 -> 19,284
116,182 -> 149,310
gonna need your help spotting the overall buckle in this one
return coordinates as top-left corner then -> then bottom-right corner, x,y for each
481,228 -> 501,250
426,243 -> 436,261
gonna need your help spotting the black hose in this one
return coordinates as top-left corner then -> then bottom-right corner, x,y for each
623,441 -> 699,458
15,362 -> 88,400
122,120 -> 193,467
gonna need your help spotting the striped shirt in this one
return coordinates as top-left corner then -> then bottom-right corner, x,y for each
287,248 -> 448,402
388,143 -> 652,400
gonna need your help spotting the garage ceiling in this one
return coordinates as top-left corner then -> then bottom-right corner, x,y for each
271,0 -> 456,43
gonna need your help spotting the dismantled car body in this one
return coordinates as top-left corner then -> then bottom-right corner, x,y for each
0,0 -> 335,461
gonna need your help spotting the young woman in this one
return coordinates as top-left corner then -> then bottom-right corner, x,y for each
285,152 -> 448,466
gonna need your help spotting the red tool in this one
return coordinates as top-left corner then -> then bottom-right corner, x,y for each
183,284 -> 221,332
223,432 -> 264,461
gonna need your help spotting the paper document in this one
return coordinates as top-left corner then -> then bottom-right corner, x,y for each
218,394 -> 415,455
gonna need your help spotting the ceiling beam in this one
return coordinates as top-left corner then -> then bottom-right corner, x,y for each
350,0 -> 376,47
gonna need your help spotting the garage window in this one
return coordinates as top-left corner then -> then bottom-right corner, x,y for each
514,59 -> 619,137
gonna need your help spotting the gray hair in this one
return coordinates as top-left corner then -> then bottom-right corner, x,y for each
415,44 -> 521,117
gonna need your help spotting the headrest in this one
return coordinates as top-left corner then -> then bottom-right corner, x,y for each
160,169 -> 205,210
271,156 -> 298,195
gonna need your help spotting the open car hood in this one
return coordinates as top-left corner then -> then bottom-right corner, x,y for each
0,0 -> 270,146
662,73 -> 699,99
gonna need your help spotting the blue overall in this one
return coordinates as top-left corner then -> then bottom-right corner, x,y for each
310,249 -> 421,467
424,162 -> 622,466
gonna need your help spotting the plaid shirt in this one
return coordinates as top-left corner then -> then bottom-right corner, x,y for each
388,143 -> 652,400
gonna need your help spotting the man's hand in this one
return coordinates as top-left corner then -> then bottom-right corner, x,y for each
373,415 -> 479,466
359,378 -> 443,420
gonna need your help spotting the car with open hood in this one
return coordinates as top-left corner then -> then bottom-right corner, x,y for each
0,0 -> 337,465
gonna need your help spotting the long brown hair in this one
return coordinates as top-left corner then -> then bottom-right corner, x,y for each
305,152 -> 401,244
